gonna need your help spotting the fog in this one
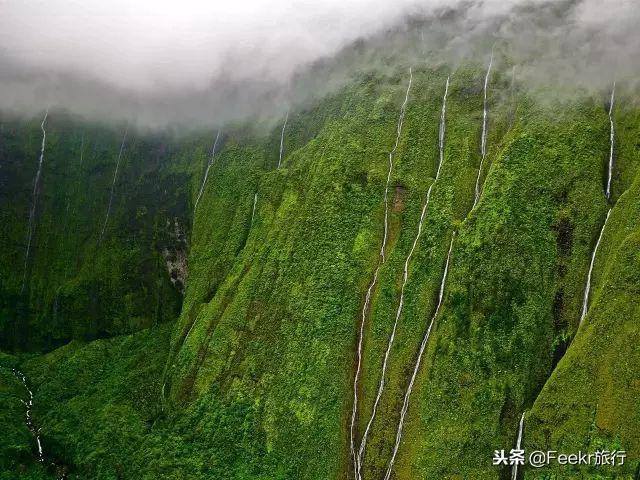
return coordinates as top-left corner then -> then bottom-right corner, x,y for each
0,0 -> 637,129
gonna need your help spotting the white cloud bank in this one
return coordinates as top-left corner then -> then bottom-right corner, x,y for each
0,0 -> 637,128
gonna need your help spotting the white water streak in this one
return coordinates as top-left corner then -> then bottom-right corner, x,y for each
278,110 -> 289,168
511,412 -> 526,480
251,192 -> 258,223
21,109 -> 48,294
474,50 -> 494,208
194,129 -> 222,212
356,75 -> 448,476
606,83 -> 616,200
78,134 -> 85,167
183,314 -> 199,342
439,77 -> 450,172
579,208 -> 611,326
383,234 -> 455,480
99,127 -> 128,242
351,68 -> 413,480
12,369 -> 44,462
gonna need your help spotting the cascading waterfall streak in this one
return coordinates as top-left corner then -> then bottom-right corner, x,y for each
383,233 -> 455,480
579,84 -> 617,327
579,208 -> 611,326
194,129 -> 222,212
99,127 -> 129,242
356,76 -> 449,475
350,68 -> 413,480
21,109 -> 49,294
278,110 -> 289,168
251,193 -> 258,223
12,369 -> 44,462
473,50 -> 494,208
511,412 -> 525,480
606,83 -> 615,200
79,133 -> 85,167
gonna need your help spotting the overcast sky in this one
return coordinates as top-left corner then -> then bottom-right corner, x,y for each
0,0 -> 637,129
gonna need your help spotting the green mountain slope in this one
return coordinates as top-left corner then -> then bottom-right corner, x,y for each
0,114 -> 194,350
0,61 -> 638,479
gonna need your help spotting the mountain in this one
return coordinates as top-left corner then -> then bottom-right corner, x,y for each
0,57 -> 638,479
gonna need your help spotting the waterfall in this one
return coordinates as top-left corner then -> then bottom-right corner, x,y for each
579,208 -> 611,326
474,50 -> 494,208
79,133 -> 85,167
578,83 -> 617,327
606,83 -> 616,200
511,412 -> 526,480
278,110 -> 289,168
350,67 -> 413,480
183,312 -> 199,342
356,75 -> 448,475
439,77 -> 450,169
508,66 -> 517,129
383,234 -> 455,480
12,369 -> 44,462
21,109 -> 49,294
99,127 -> 128,243
251,192 -> 258,223
194,129 -> 222,212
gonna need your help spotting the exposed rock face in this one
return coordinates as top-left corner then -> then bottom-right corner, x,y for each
163,217 -> 188,293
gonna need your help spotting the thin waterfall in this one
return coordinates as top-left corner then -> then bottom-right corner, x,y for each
579,85 -> 618,326
12,369 -> 44,462
194,129 -> 222,212
579,83 -> 617,326
251,192 -> 258,223
350,67 -> 413,480
439,77 -> 450,168
511,412 -> 526,480
21,109 -> 49,294
606,83 -> 616,200
79,133 -> 85,167
278,110 -> 289,168
509,66 -> 517,128
474,50 -> 494,208
99,127 -> 128,243
356,75 -> 449,475
579,208 -> 611,326
383,234 -> 455,480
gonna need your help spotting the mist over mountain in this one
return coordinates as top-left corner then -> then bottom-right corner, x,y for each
1,1 -> 640,479
1,0 -> 638,129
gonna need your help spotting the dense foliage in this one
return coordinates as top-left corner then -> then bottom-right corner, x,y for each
0,115 -> 189,351
0,61 -> 638,479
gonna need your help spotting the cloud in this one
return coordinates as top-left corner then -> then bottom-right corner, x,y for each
0,0 -> 637,129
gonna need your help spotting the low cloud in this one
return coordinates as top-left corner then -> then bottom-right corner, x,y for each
0,0 -> 637,129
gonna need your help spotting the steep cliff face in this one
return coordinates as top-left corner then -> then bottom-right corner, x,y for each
0,62 -> 638,479
0,114 -> 195,350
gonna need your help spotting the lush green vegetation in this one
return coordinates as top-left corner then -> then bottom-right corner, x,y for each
525,107 -> 640,479
0,62 -> 638,480
0,115 -> 189,351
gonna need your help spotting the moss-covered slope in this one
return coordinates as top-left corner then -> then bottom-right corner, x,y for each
0,115 -> 196,350
0,63 -> 638,480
